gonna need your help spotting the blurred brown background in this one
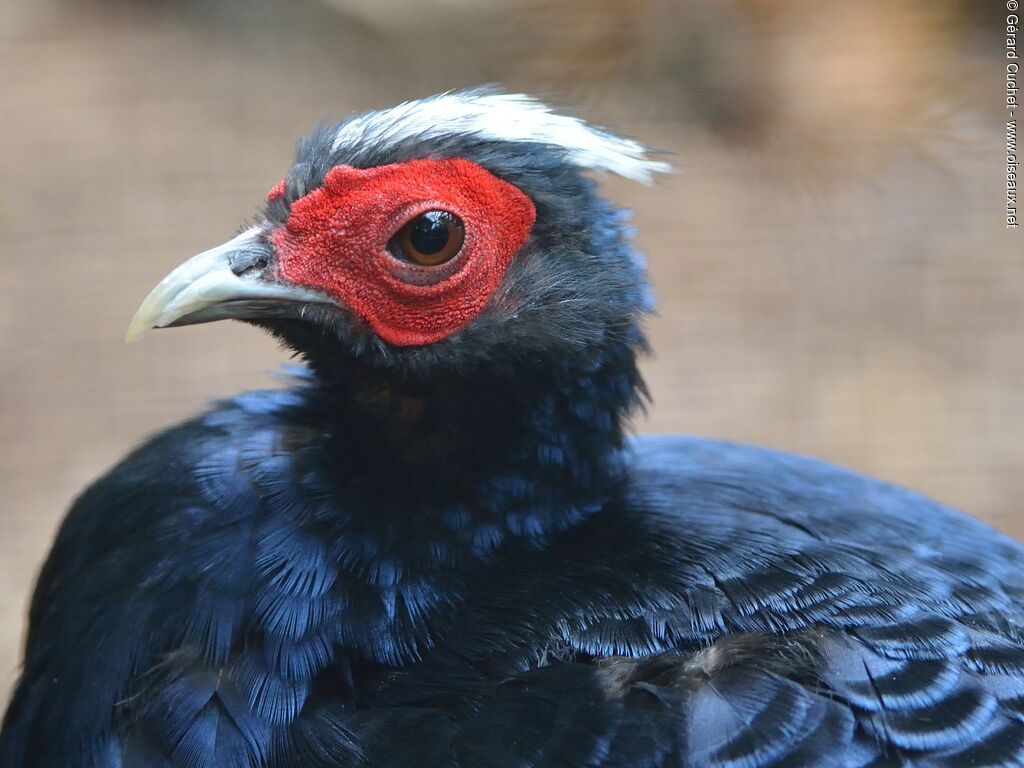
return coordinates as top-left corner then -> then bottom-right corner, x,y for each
0,0 -> 1020,701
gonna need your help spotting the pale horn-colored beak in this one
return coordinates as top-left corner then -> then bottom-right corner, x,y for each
125,228 -> 329,344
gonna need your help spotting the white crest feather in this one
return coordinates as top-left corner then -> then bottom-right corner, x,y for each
330,89 -> 671,183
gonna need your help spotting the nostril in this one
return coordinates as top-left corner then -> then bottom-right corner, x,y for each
229,246 -> 271,277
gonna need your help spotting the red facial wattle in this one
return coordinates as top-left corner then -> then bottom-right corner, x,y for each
270,158 -> 536,347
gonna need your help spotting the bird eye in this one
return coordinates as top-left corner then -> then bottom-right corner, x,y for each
389,210 -> 465,267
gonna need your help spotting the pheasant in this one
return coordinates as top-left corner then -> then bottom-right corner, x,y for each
4,89 -> 1024,767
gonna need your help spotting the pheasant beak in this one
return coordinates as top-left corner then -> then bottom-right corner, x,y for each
125,228 -> 329,344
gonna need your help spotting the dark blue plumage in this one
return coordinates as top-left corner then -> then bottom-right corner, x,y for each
4,90 -> 1024,767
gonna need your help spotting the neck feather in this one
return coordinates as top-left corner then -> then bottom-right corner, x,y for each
292,337 -> 645,557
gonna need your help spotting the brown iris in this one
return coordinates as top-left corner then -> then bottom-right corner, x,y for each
389,210 -> 465,266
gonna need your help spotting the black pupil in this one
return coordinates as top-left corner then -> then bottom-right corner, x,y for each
409,211 -> 452,255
